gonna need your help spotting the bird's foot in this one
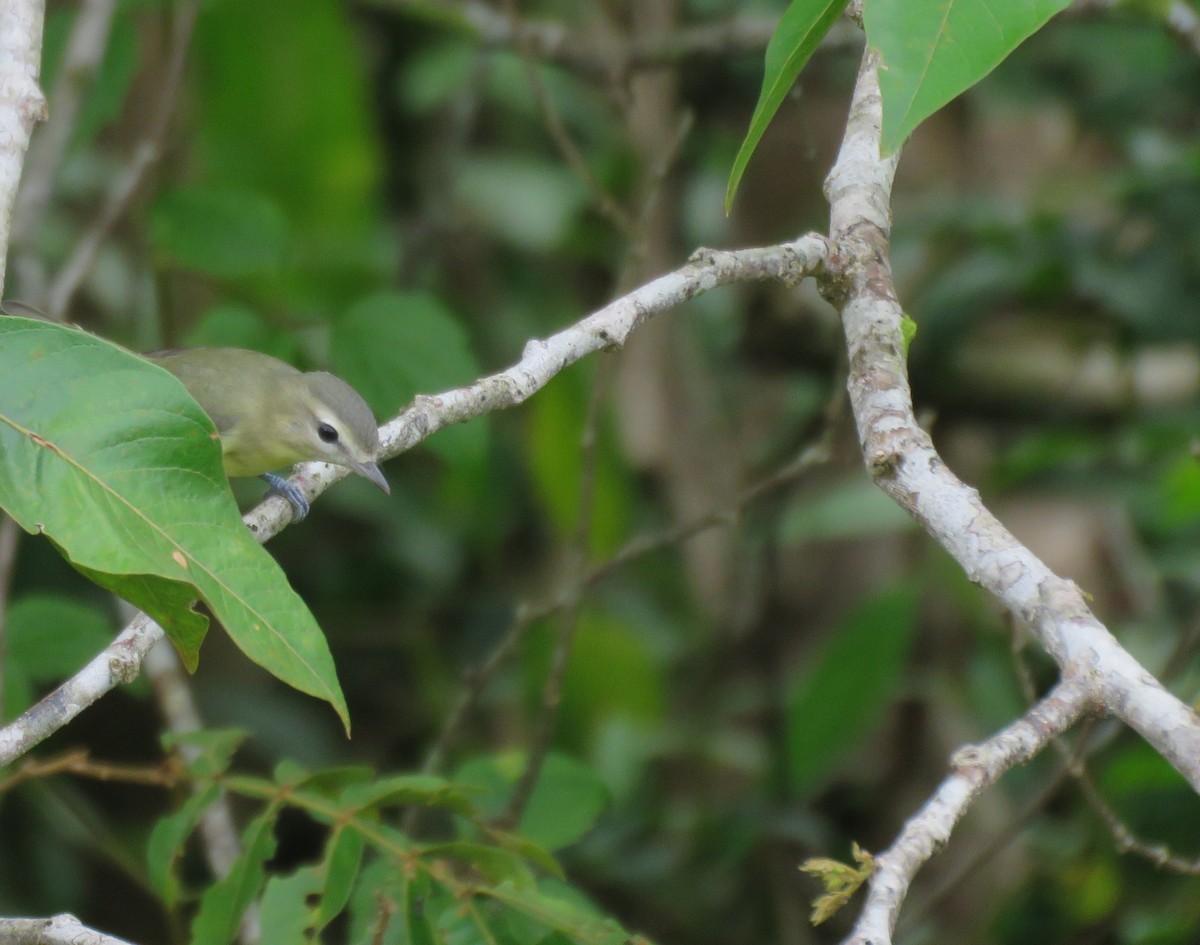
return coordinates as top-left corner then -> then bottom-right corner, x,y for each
260,473 -> 310,522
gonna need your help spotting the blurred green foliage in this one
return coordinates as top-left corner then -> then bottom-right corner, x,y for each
3,0 -> 1200,943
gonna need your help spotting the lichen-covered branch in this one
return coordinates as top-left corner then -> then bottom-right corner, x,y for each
823,44 -> 1200,945
847,679 -> 1091,945
0,0 -> 47,295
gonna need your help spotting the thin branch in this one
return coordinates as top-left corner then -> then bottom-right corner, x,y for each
0,914 -> 139,945
45,0 -> 200,320
0,0 -> 49,295
10,0 -> 116,302
845,679 -> 1092,945
502,0 -> 634,232
1072,764 -> 1200,874
0,610 -> 161,766
0,748 -> 179,794
248,234 -> 832,541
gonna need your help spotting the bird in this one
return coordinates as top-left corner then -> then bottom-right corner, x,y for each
146,347 -> 389,521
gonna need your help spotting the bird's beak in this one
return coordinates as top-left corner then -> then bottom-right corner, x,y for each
353,460 -> 390,494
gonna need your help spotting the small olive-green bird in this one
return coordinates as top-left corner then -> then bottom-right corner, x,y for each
147,347 -> 389,520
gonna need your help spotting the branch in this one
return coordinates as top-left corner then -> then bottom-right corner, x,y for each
823,44 -> 1200,945
9,0 -> 116,301
364,0 -> 799,81
0,0 -> 48,295
45,0 -> 200,320
0,611 -> 160,766
844,679 -> 1091,945
0,233 -> 832,766
0,914 -> 138,945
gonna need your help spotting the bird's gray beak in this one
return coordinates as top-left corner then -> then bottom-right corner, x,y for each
353,460 -> 390,494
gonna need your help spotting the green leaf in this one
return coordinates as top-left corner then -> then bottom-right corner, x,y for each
422,841 -> 537,888
456,753 -> 609,851
331,291 -> 486,466
864,0 -> 1071,153
193,0 -> 382,235
41,10 -> 138,152
726,0 -> 849,212
485,880 -> 629,945
404,870 -> 438,945
70,561 -> 209,669
527,372 -> 631,555
146,785 -> 222,905
191,810 -> 279,945
488,829 -> 564,880
149,185 -> 289,277
785,586 -> 919,798
900,312 -> 918,356
183,304 -> 299,363
259,867 -> 323,945
0,318 -> 349,729
345,856 -> 401,945
162,729 -> 249,780
338,773 -> 477,816
315,827 -> 366,930
5,595 -> 114,682
780,477 -> 918,544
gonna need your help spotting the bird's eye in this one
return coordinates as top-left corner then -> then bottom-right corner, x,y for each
317,422 -> 339,443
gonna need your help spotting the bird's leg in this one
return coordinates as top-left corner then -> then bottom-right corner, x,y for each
260,473 -> 309,522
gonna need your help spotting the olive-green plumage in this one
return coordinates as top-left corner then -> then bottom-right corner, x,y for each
146,347 -> 389,494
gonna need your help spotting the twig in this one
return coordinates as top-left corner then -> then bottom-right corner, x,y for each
898,747 -> 1077,931
0,914 -> 139,945
45,0 -> 200,320
0,747 -> 179,794
1072,764 -> 1200,873
503,0 -> 634,233
847,679 -> 1092,945
10,0 -> 116,302
0,0 -> 49,295
364,0 -> 861,80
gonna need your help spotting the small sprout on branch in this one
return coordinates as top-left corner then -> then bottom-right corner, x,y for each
800,841 -> 876,925
900,311 -> 918,356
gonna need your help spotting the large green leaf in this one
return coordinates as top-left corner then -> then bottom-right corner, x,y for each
865,0 -> 1071,153
146,784 -> 222,906
726,0 -> 849,212
149,184 -> 289,278
259,867 -> 324,945
456,752 -> 609,851
785,585 -> 919,798
0,317 -> 348,729
6,595 -> 115,683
